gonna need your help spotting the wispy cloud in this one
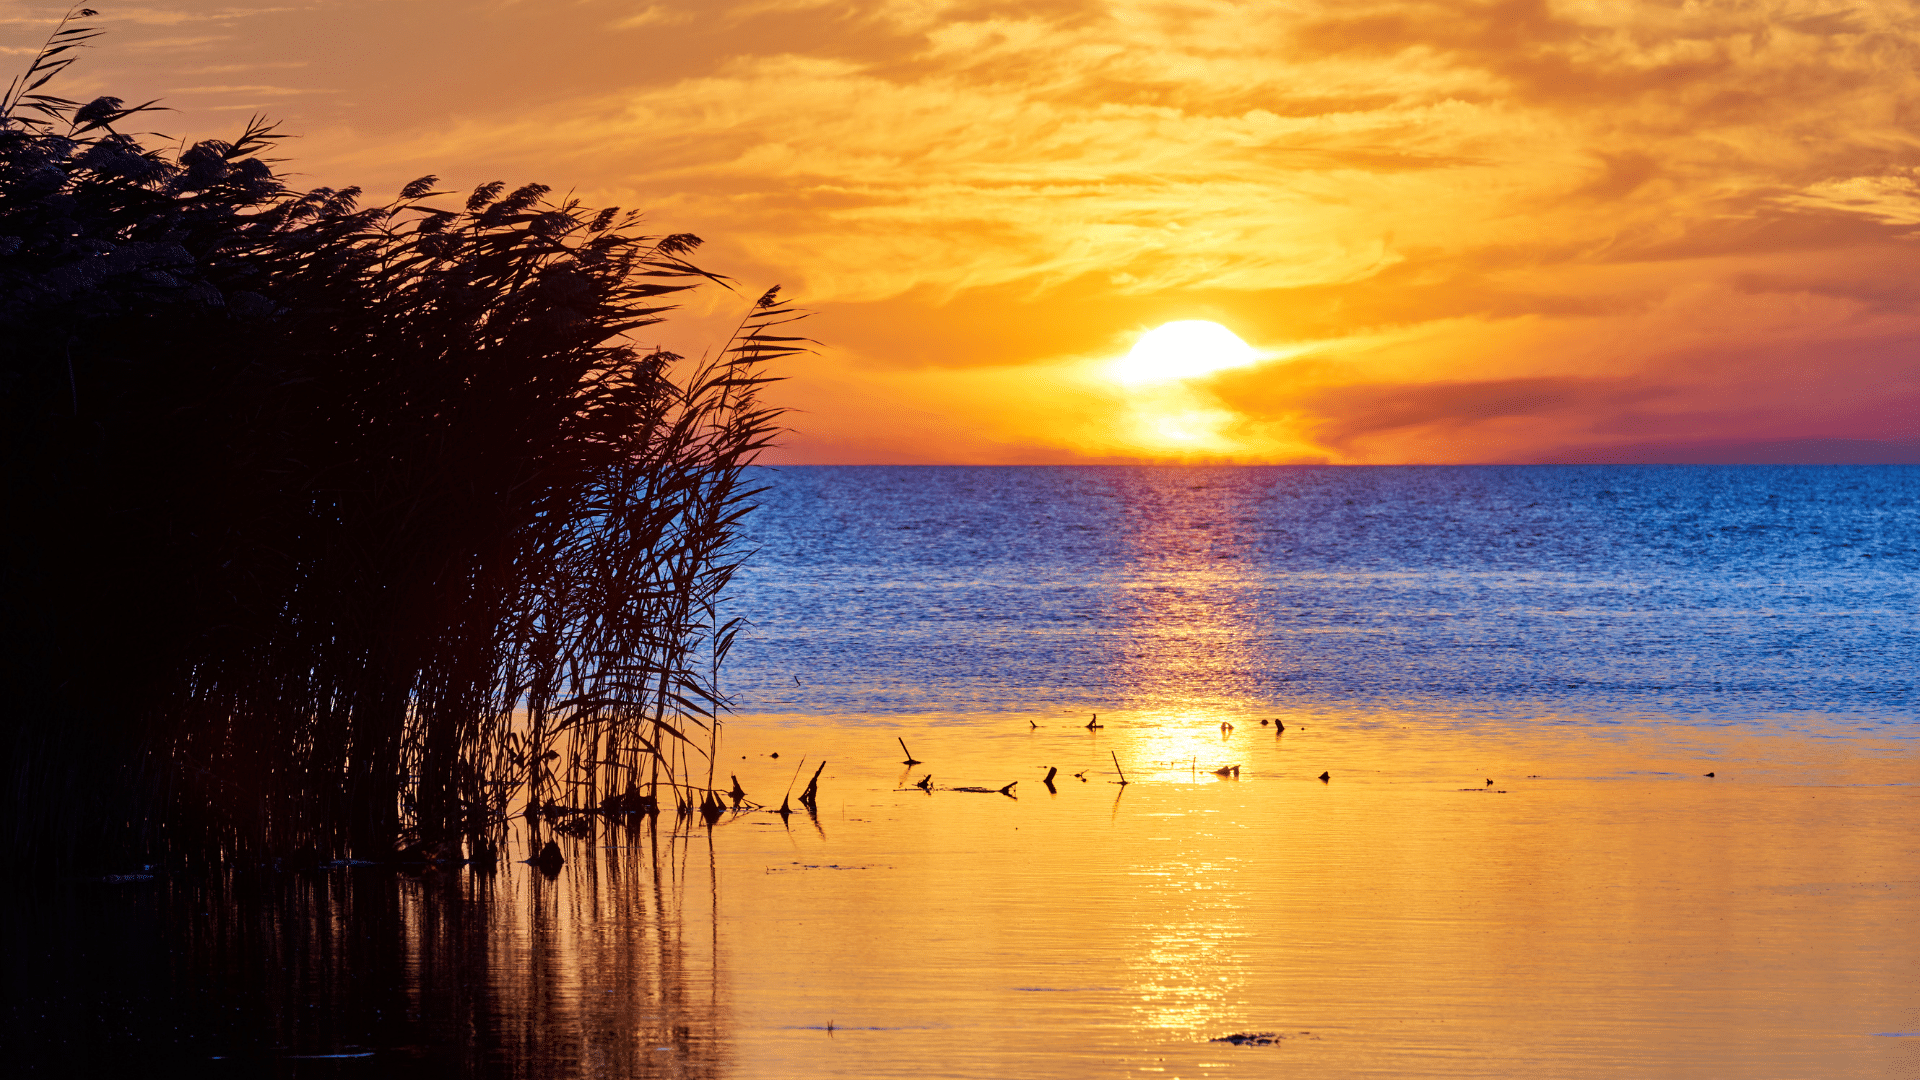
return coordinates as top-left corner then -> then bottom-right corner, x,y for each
78,6 -> 306,25
1778,173 -> 1920,225
609,4 -> 690,30
167,83 -> 333,95
176,60 -> 310,74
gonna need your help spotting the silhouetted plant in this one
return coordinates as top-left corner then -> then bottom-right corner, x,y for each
1,10 -> 801,870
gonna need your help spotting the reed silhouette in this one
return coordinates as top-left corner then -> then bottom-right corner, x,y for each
2,12 -> 802,871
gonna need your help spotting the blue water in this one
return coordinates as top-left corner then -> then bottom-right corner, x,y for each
724,465 -> 1919,720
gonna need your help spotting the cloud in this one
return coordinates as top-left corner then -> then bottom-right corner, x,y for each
1547,438 -> 1920,464
0,6 -> 308,28
610,4 -> 691,29
1778,173 -> 1920,225
1291,377 -> 1655,450
120,35 -> 236,51
167,83 -> 332,95
26,0 -> 1920,462
80,6 -> 305,26
176,60 -> 310,73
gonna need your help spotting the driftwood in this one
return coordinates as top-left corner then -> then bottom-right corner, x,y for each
948,782 -> 1017,796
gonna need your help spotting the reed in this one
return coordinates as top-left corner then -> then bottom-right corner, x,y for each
1,11 -> 801,870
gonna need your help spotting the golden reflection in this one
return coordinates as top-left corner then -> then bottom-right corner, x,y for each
1121,832 -> 1259,1033
1105,709 -> 1272,783
434,822 -> 729,1075
20,712 -> 1915,1078
1132,913 -> 1253,1033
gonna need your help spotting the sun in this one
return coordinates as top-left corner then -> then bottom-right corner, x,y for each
1111,321 -> 1257,386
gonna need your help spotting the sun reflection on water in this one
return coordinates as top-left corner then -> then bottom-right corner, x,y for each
19,712 -> 1917,1079
1105,708 -> 1302,783
1125,867 -> 1256,1033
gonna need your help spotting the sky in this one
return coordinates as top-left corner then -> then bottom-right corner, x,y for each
7,0 -> 1920,464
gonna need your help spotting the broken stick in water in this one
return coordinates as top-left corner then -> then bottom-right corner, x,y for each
798,760 -> 827,809
898,737 -> 921,766
949,781 -> 1018,797
1111,750 -> 1129,785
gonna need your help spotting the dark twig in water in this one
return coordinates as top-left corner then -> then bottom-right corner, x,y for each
782,757 -> 807,805
798,761 -> 826,810
1111,751 -> 1129,785
898,738 -> 921,766
948,782 -> 1017,797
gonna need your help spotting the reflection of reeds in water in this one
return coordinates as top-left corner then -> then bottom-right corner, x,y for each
1,12 -> 800,869
7,818 -> 729,1075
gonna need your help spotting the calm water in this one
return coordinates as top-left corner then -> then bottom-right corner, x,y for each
14,466 -> 1919,1078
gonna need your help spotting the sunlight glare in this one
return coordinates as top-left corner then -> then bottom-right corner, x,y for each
1112,320 -> 1258,385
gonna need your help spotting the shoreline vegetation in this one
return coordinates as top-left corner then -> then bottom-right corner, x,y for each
2,10 -> 804,873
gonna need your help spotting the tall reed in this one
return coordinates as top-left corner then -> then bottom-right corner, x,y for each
1,11 -> 800,870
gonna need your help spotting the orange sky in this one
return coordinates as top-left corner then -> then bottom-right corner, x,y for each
9,0 -> 1920,463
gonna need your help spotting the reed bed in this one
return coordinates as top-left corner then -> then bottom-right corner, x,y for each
1,12 -> 800,871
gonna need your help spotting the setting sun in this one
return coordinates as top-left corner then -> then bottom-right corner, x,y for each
1111,321 -> 1258,386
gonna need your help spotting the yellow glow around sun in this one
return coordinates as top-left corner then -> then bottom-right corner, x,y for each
1111,320 -> 1258,385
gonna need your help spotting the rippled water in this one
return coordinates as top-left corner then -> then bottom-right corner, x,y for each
726,465 -> 1917,717
15,466 -> 1918,1078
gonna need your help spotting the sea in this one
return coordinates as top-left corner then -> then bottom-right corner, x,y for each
14,465 -> 1918,1079
724,465 -> 1917,720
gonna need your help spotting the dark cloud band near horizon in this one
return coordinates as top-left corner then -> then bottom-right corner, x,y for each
7,0 -> 1918,463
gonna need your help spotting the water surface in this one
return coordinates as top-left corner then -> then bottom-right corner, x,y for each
14,466 -> 1917,1078
726,465 -> 1916,717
